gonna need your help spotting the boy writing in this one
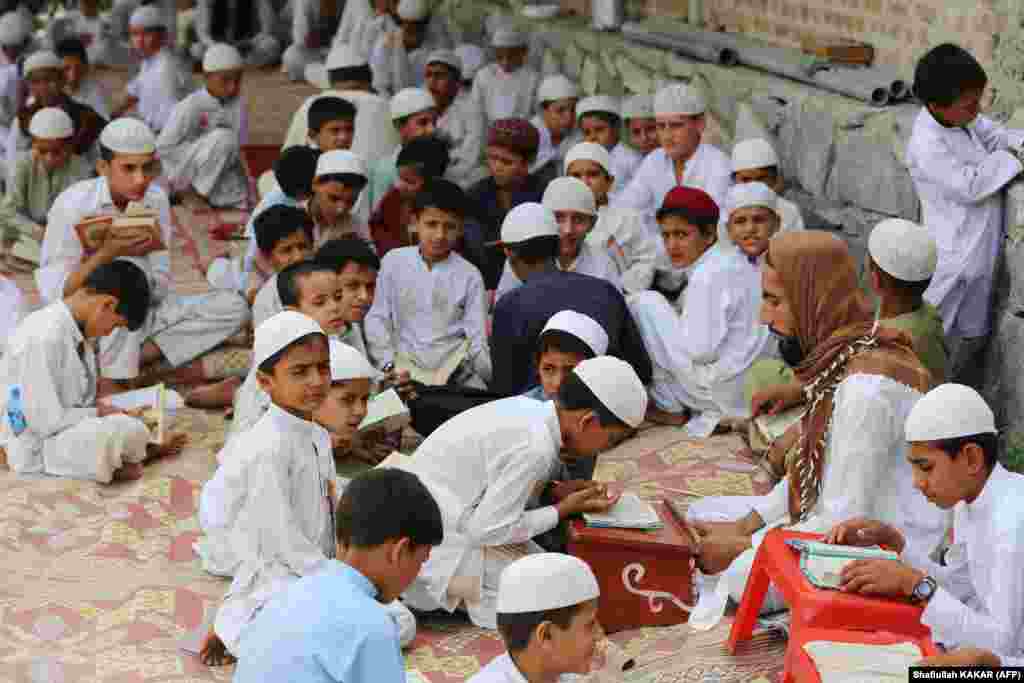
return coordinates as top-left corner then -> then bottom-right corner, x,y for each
577,95 -> 641,197
731,138 -> 804,232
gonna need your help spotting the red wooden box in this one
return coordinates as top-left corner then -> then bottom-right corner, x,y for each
567,501 -> 697,633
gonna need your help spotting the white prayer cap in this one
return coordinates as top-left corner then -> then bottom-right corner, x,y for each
496,553 -> 600,614
254,311 -> 325,369
868,218 -> 938,283
397,0 -> 429,21
576,95 -> 620,120
905,384 -> 996,443
542,310 -> 609,356
732,138 -> 779,172
29,107 -> 73,139
426,49 -> 461,75
455,44 -> 485,80
564,141 -> 612,176
23,51 -> 62,76
653,83 -> 706,117
493,202 -> 558,246
572,356 -> 647,428
202,42 -> 243,72
726,182 -> 778,217
0,11 -> 30,46
491,27 -> 527,48
99,117 -> 156,155
329,338 -> 378,382
543,176 -> 596,216
537,75 -> 579,104
129,4 -> 164,29
326,44 -> 367,70
390,87 -> 435,120
622,94 -> 654,120
316,149 -> 367,179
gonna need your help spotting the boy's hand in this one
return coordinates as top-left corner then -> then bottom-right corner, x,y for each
751,380 -> 804,417
384,369 -> 417,401
100,229 -> 153,259
839,559 -> 922,599
550,479 -> 594,502
825,517 -> 905,552
557,486 -> 621,517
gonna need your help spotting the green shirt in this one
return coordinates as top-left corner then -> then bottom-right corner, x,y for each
884,303 -> 948,384
0,153 -> 93,245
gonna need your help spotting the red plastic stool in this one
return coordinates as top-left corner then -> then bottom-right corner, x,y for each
788,627 -> 940,683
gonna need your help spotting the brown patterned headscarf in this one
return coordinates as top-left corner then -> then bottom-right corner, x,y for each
763,231 -> 932,523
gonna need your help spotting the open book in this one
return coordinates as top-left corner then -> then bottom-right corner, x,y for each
749,406 -> 805,452
584,492 -> 663,530
786,539 -> 899,590
106,384 -> 183,445
358,388 -> 410,433
394,338 -> 469,387
76,202 -> 161,250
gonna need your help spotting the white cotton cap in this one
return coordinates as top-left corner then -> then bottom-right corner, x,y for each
492,27 -> 527,48
397,0 -> 429,21
203,42 -> 243,72
99,117 -> 156,155
254,311 -> 325,368
316,149 -> 367,179
426,49 -> 461,75
572,356 -> 647,428
455,44 -> 485,80
495,202 -> 558,245
868,218 -> 938,283
543,176 -> 596,216
29,107 -> 73,139
0,11 -> 30,46
542,310 -> 609,356
622,94 -> 654,120
726,182 -> 778,217
564,141 -> 612,176
129,4 -> 164,29
576,95 -> 620,121
326,44 -> 367,70
905,383 -> 997,442
653,83 -> 706,117
537,74 -> 579,104
496,553 -> 600,614
732,138 -> 779,172
23,51 -> 62,76
390,87 -> 435,120
329,338 -> 378,381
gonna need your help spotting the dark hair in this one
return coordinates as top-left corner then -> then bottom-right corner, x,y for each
257,331 -> 325,374
935,432 -> 999,470
657,209 -> 717,238
315,236 -> 381,273
315,173 -> 368,191
99,144 -> 116,161
272,146 -> 320,198
328,64 -> 373,87
276,259 -> 335,307
579,110 -> 620,129
55,37 -> 88,63
914,44 -> 987,107
426,59 -> 460,80
397,135 -> 450,179
868,255 -> 930,298
537,328 -> 597,360
82,260 -> 151,331
308,96 -> 356,134
504,235 -> 559,266
557,371 -> 628,428
412,178 -> 466,217
335,468 -> 443,548
497,604 -> 586,652
254,205 -> 314,255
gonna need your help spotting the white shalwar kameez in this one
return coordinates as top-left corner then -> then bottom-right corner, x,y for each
609,141 -> 643,198
585,204 -> 657,293
156,87 -> 250,209
466,653 -> 532,683
125,48 -> 192,133
396,397 -> 563,629
437,89 -> 487,189
0,301 -> 151,482
365,246 -> 492,385
686,373 -> 950,629
36,177 -> 249,379
777,196 -> 805,233
906,107 -> 1024,339
628,245 -> 767,437
494,240 -> 622,302
471,64 -> 541,125
0,275 -> 23,354
529,115 -> 580,175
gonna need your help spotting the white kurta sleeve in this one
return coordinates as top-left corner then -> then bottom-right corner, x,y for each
155,98 -> 195,179
37,191 -> 86,302
615,211 -> 657,293
615,162 -> 656,214
913,128 -> 1022,205
750,478 -> 789,527
444,98 -> 484,186
462,268 -> 492,383
19,340 -> 97,437
363,256 -> 396,368
679,270 -> 730,364
972,115 -> 1024,152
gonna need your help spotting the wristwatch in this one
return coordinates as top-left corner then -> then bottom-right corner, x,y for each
911,575 -> 937,604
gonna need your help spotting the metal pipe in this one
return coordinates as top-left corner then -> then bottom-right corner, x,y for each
621,24 -> 739,66
811,68 -> 890,106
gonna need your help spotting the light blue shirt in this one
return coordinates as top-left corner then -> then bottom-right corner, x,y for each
522,385 -> 548,401
233,562 -> 406,683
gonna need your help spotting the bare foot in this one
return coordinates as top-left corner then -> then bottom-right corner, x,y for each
146,432 -> 188,463
185,377 -> 242,409
200,629 -> 236,667
112,462 -> 144,481
646,406 -> 691,427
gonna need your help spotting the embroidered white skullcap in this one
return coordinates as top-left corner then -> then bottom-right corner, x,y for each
576,95 -> 620,120
390,87 -> 435,120
491,27 -> 527,48
654,82 -> 706,117
326,44 -> 367,70
905,383 -> 996,442
23,51 -> 62,76
622,94 -> 654,120
726,182 -> 778,216
496,553 -> 600,614
537,74 -> 579,104
254,311 -> 325,369
0,11 -> 30,46
454,44 -> 485,80
99,117 -> 156,154
29,107 -> 73,139
564,141 -> 612,176
329,338 -> 378,381
543,176 -> 596,216
868,218 -> 938,283
397,0 -> 429,21
732,138 -> 779,172
542,310 -> 609,356
202,42 -> 243,72
572,356 -> 647,428
129,4 -> 164,29
316,149 -> 367,179
493,202 -> 558,246
426,49 -> 461,75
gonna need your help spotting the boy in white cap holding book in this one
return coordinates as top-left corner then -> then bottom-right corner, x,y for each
471,28 -> 540,125
156,43 -> 249,211
397,355 -> 646,629
530,74 -> 580,181
427,49 -> 486,189
577,94 -> 642,197
731,137 -> 804,233
622,93 -> 658,157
